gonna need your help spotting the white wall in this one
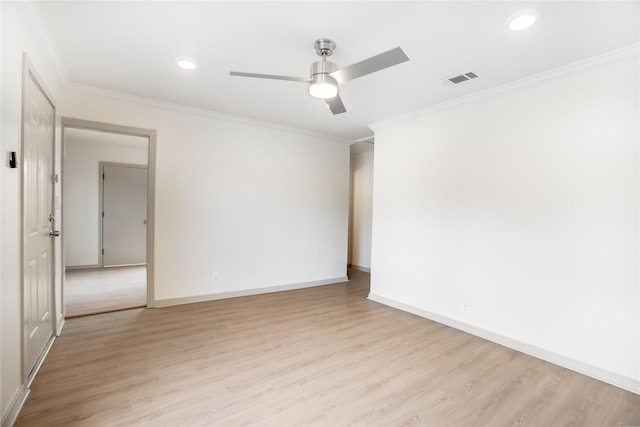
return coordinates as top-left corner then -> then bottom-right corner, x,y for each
349,149 -> 374,271
64,137 -> 148,267
62,86 -> 350,303
369,48 -> 639,391
1,4 -> 349,420
0,2 -> 65,421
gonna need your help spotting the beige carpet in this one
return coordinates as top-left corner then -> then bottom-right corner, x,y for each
65,266 -> 146,317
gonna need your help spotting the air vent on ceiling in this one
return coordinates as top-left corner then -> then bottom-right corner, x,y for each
443,71 -> 479,85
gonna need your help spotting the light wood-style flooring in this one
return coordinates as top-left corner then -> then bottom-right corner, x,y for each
65,265 -> 146,317
18,271 -> 639,426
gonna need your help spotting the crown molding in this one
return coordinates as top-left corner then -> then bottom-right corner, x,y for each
65,83 -> 352,145
353,135 -> 375,144
16,1 -> 71,86
370,43 -> 640,132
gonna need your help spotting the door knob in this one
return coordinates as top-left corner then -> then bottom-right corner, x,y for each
49,230 -> 60,237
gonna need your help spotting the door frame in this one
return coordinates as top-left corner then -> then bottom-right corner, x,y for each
99,161 -> 148,268
60,118 -> 157,312
21,54 -> 57,386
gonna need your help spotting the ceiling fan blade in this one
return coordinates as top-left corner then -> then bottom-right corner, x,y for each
324,95 -> 346,115
230,71 -> 310,83
330,47 -> 409,84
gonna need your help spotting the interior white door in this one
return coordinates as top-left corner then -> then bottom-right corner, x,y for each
102,164 -> 148,266
23,69 -> 55,377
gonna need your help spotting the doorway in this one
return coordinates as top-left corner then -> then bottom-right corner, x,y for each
348,140 -> 374,275
61,119 -> 156,317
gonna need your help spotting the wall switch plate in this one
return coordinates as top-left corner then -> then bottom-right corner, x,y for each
212,273 -> 220,284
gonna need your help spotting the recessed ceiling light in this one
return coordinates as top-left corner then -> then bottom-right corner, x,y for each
507,10 -> 538,31
176,57 -> 197,70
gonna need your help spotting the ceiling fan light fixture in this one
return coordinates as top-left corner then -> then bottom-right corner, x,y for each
309,74 -> 338,99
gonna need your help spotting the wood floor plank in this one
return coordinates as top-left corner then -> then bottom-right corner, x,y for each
17,271 -> 639,426
65,265 -> 146,317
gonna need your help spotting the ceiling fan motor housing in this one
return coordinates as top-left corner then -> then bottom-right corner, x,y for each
311,60 -> 337,78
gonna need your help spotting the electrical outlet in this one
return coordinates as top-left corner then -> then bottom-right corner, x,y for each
212,273 -> 220,284
461,302 -> 469,313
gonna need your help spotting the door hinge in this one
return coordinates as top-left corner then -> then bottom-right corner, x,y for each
102,249 -> 104,255
102,211 -> 104,218
102,173 -> 105,180
52,173 -> 59,183
49,213 -> 55,222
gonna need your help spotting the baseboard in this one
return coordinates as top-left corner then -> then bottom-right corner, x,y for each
1,385 -> 29,427
103,263 -> 146,268
26,335 -> 56,389
152,276 -> 349,308
2,333 -> 57,426
350,264 -> 371,273
368,293 -> 640,395
65,264 -> 100,270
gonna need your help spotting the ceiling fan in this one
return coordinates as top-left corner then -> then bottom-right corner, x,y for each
230,39 -> 410,115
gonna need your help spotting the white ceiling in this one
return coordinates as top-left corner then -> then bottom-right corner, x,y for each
37,1 -> 639,141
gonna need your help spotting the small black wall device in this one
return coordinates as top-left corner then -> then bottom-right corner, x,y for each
9,151 -> 17,168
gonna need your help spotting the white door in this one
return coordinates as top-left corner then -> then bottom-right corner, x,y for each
23,69 -> 55,377
102,164 -> 148,266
